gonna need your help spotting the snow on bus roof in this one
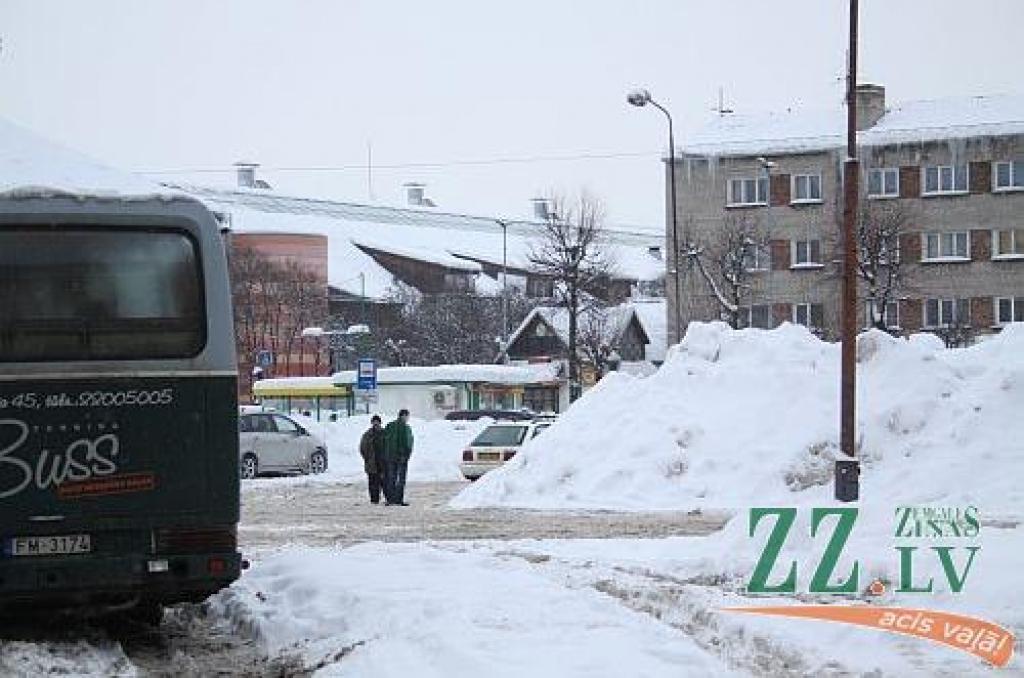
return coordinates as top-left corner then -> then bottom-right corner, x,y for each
681,93 -> 1024,157
0,116 -> 177,201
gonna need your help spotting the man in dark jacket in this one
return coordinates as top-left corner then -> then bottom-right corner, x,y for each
359,415 -> 386,504
382,409 -> 414,506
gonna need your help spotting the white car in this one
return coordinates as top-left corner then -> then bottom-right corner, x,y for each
460,421 -> 551,480
238,412 -> 328,479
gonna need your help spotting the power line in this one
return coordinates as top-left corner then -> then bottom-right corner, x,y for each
136,149 -> 662,175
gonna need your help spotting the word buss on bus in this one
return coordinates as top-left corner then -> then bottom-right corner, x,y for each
0,193 -> 242,619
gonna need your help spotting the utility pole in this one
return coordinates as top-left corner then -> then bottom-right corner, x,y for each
498,219 -> 509,352
836,0 -> 861,502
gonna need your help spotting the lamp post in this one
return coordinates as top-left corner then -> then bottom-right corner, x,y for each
628,88 -> 683,345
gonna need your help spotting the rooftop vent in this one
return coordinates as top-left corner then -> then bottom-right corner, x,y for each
531,197 -> 553,221
234,161 -> 259,189
404,182 -> 435,207
855,84 -> 886,131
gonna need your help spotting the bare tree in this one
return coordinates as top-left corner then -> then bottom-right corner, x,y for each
852,200 -> 914,332
576,303 -> 618,380
528,192 -> 614,401
683,212 -> 769,329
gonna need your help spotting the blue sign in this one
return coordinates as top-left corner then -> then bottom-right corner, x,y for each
256,349 -> 273,368
357,358 -> 377,390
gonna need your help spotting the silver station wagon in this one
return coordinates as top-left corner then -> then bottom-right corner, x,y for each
238,412 -> 328,479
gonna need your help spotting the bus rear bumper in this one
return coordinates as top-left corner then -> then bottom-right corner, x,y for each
0,551 -> 242,612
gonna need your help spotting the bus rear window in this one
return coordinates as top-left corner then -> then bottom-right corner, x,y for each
0,228 -> 205,361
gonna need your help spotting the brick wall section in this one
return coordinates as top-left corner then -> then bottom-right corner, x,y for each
969,161 -> 992,194
770,239 -> 791,270
971,296 -> 994,329
900,298 -> 923,333
773,303 -> 791,327
900,232 -> 922,263
899,166 -> 920,198
971,229 -> 992,261
232,232 -> 329,284
770,174 -> 791,206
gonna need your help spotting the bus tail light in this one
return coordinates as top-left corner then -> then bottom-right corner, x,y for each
156,526 -> 237,554
462,450 -> 474,461
207,558 -> 227,575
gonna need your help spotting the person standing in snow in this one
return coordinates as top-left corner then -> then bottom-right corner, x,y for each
382,409 -> 414,506
359,415 -> 386,504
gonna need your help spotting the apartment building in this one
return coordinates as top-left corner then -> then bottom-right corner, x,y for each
667,84 -> 1024,345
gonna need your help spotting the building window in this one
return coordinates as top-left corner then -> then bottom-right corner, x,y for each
996,297 -> 1024,325
924,298 -> 969,329
994,161 -> 1024,191
922,231 -> 969,261
992,228 -> 1024,258
791,174 -> 822,203
865,300 -> 899,329
791,239 -> 823,267
738,304 -> 772,329
867,168 -> 899,198
727,177 -> 768,206
922,164 -> 968,195
742,245 -> 771,272
526,277 -> 554,298
792,303 -> 824,330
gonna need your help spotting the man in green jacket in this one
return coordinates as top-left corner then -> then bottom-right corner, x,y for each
382,409 -> 414,506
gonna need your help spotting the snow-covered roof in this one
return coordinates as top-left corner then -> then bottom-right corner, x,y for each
171,183 -> 665,299
0,116 -> 177,200
507,303 -> 644,352
629,299 -> 668,363
682,93 -> 1024,157
332,362 -> 562,387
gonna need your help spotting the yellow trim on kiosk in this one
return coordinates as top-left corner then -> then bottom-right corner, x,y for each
252,383 -> 352,398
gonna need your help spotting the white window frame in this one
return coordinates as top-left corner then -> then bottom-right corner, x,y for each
922,164 -> 969,196
992,228 -> 1024,260
738,304 -> 772,329
995,297 -> 1024,326
790,174 -> 823,204
867,167 -> 900,199
742,244 -> 771,272
923,298 -> 969,329
921,231 -> 970,262
790,239 -> 823,269
727,177 -> 769,207
864,300 -> 900,330
993,160 -> 1024,192
792,302 -> 824,329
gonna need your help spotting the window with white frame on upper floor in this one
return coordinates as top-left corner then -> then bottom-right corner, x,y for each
742,244 -> 771,272
922,164 -> 968,195
727,177 -> 768,206
994,161 -> 1024,191
922,231 -> 969,261
924,298 -> 969,328
996,297 -> 1024,325
737,304 -> 772,329
792,302 -> 824,329
867,168 -> 899,198
865,300 -> 900,329
791,239 -> 822,267
993,228 -> 1024,258
791,174 -> 822,203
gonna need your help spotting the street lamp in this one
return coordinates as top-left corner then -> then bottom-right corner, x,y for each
628,88 -> 683,345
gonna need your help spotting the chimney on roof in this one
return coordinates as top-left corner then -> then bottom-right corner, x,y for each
855,84 -> 886,130
531,197 -> 552,221
647,245 -> 663,260
234,161 -> 259,189
404,182 -> 426,206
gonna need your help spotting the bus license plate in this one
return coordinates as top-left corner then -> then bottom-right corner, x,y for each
7,534 -> 92,557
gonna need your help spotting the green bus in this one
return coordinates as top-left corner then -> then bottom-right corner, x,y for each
0,195 -> 242,618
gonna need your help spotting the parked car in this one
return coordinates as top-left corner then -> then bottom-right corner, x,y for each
445,409 -> 536,422
238,412 -> 328,479
459,421 -> 551,480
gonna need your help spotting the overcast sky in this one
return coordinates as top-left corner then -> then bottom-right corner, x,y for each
1,1 -> 1021,227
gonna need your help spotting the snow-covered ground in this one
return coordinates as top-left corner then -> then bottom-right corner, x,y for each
243,414 -> 488,486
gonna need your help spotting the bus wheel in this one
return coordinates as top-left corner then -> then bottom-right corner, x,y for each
241,454 -> 259,479
310,450 -> 327,475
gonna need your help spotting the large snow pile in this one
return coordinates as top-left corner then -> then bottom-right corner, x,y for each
453,322 -> 1024,515
244,414 -> 487,485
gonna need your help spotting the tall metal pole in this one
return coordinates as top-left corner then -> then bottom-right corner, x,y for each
837,0 -> 860,501
499,219 -> 509,351
649,100 -> 684,344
